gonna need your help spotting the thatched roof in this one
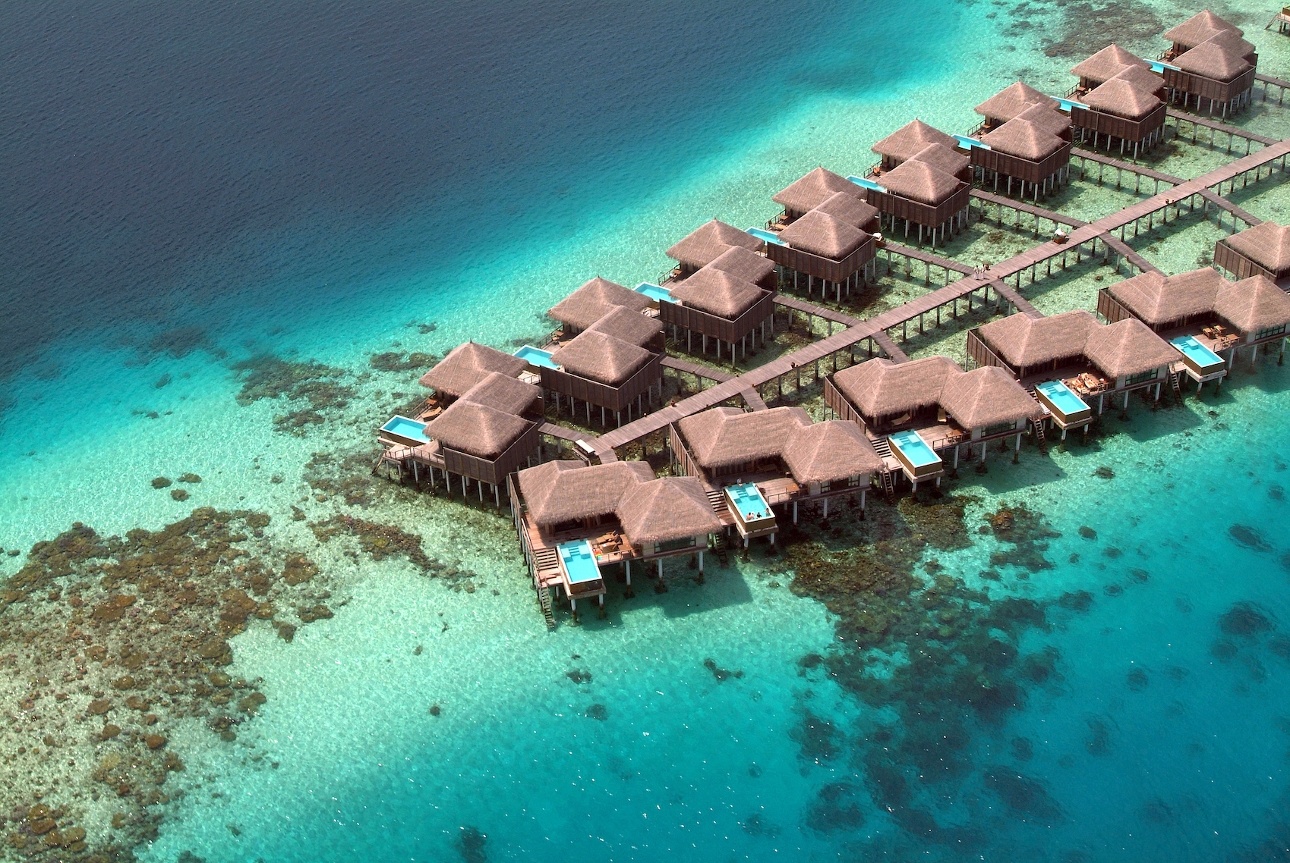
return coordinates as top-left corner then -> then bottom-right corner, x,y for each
418,341 -> 527,396
813,191 -> 880,229
777,210 -> 870,260
832,357 -> 957,420
1206,28 -> 1257,59
676,406 -> 810,471
617,477 -> 721,544
1165,9 -> 1241,50
1214,275 -> 1290,333
551,330 -> 651,386
670,267 -> 766,319
666,220 -> 762,270
977,310 -> 1099,368
982,119 -> 1066,161
1015,103 -> 1072,137
939,366 -> 1043,428
548,277 -> 652,330
424,401 -> 530,459
782,421 -> 883,484
975,81 -> 1059,121
584,305 -> 662,348
1082,318 -> 1178,377
1083,77 -> 1162,118
1223,220 -> 1290,273
458,372 -> 542,416
773,167 -> 861,214
872,119 -> 957,161
1072,44 -> 1151,84
909,143 -> 969,178
1107,268 -> 1227,325
1109,64 -> 1166,95
516,460 -> 654,528
707,246 -> 776,285
1175,39 -> 1252,80
880,159 -> 961,206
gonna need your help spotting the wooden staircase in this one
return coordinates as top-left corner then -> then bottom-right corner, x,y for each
706,489 -> 731,518
881,469 -> 896,501
537,584 -> 556,630
1170,371 -> 1183,402
1032,419 -> 1048,451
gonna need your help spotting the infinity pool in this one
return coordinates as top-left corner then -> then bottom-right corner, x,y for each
726,482 -> 772,522
1035,379 -> 1089,419
1170,335 -> 1225,374
514,345 -> 558,369
380,415 -> 429,444
557,540 -> 602,585
745,227 -> 786,246
888,429 -> 940,469
634,282 -> 674,303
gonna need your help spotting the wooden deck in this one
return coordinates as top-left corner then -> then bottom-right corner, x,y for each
871,331 -> 911,362
661,355 -> 733,383
774,293 -> 862,327
1071,148 -> 1184,187
585,137 -> 1290,460
1197,189 -> 1263,227
990,280 -> 1044,318
1101,235 -> 1161,274
1167,108 -> 1277,147
971,189 -> 1088,228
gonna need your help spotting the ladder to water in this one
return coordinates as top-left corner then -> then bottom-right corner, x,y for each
1170,372 -> 1182,401
537,585 -> 556,630
1032,420 -> 1047,450
881,469 -> 896,501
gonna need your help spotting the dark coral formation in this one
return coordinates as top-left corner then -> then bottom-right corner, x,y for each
0,509 -> 335,860
230,355 -> 357,436
309,515 -> 469,582
369,351 -> 438,373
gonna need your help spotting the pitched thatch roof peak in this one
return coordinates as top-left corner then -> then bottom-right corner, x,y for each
1223,220 -> 1290,273
909,143 -> 969,178
516,460 -> 654,528
982,119 -> 1066,161
773,167 -> 861,214
1082,318 -> 1178,377
584,305 -> 662,348
975,81 -> 1059,121
707,245 -> 776,285
831,356 -> 960,420
617,477 -> 721,545
551,330 -> 652,386
880,159 -> 961,206
1215,275 -> 1290,333
459,372 -> 542,416
424,401 -> 530,459
813,191 -> 880,229
1110,64 -> 1166,95
977,310 -> 1100,368
777,209 -> 870,260
548,277 -> 652,330
1165,10 -> 1241,50
676,406 -> 811,472
872,119 -> 956,161
1175,39 -> 1252,80
418,341 -> 527,396
782,421 -> 883,485
1082,77 -> 1163,119
1106,267 -> 1228,325
1073,44 -> 1151,84
670,267 -> 766,319
667,220 -> 762,270
939,366 -> 1043,428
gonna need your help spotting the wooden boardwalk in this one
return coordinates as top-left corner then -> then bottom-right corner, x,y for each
971,189 -> 1087,228
1198,188 -> 1263,227
586,138 -> 1290,459
773,293 -> 861,327
990,280 -> 1044,318
661,355 -> 733,383
884,241 -> 973,275
1101,234 -> 1161,274
871,331 -> 911,362
741,387 -> 768,411
1167,108 -> 1277,147
1071,148 -> 1184,187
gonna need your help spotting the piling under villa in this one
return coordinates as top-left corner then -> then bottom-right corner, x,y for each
825,356 -> 1043,490
1214,219 -> 1290,284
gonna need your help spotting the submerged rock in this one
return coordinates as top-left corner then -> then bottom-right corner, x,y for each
804,782 -> 865,833
1228,525 -> 1272,553
1219,602 -> 1276,638
984,768 -> 1066,825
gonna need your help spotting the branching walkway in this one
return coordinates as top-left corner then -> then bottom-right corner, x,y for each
990,281 -> 1044,318
1168,108 -> 1277,149
871,331 -> 911,362
1071,148 -> 1184,188
1198,189 -> 1263,228
661,356 -> 733,384
971,189 -> 1088,228
1101,235 -> 1162,275
773,293 -> 861,328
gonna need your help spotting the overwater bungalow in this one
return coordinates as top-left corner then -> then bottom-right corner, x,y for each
548,276 -> 654,338
771,167 -> 868,228
663,256 -> 777,361
1166,33 -> 1257,116
866,152 -> 972,248
1163,10 -> 1244,57
967,310 -> 1178,434
665,219 -> 764,281
825,356 -> 1042,487
383,372 -> 545,506
870,119 -> 959,174
974,81 -> 1060,134
771,208 -> 877,302
415,341 -> 529,419
1214,220 -> 1290,285
669,406 -> 883,542
510,460 -> 721,615
1072,44 -> 1153,93
1070,70 -> 1167,156
974,115 -> 1072,200
546,309 -> 665,427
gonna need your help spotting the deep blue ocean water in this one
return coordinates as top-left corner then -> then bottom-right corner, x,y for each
3,2 -> 1290,862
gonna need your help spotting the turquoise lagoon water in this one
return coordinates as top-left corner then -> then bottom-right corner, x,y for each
2,0 -> 1290,861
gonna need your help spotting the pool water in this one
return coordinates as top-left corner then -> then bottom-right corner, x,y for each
745,226 -> 786,246
1170,335 -> 1225,372
725,482 -> 772,522
379,415 -> 429,443
888,429 -> 941,468
847,175 -> 887,193
633,282 -> 674,303
557,539 -> 602,585
514,345 -> 558,369
1035,379 -> 1090,417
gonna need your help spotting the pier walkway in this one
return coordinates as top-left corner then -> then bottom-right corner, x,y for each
1071,148 -> 1184,191
990,281 -> 1044,318
971,189 -> 1087,229
586,138 -> 1290,460
871,331 -> 911,362
1100,235 -> 1161,274
1198,188 -> 1263,228
1168,109 -> 1276,149
661,356 -> 733,384
773,293 -> 861,329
